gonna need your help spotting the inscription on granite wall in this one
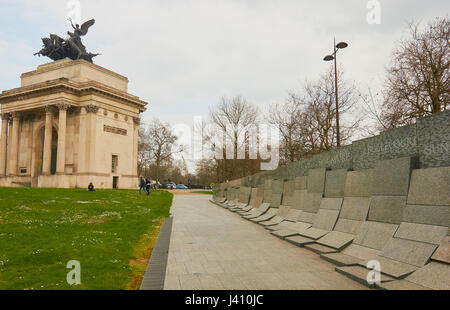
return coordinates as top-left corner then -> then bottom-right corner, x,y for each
103,125 -> 127,136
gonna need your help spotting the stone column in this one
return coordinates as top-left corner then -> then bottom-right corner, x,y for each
8,112 -> 20,175
85,104 -> 99,173
56,104 -> 70,174
133,116 -> 140,177
0,114 -> 9,175
42,106 -> 53,175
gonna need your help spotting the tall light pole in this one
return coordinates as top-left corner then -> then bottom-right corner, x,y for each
323,39 -> 348,147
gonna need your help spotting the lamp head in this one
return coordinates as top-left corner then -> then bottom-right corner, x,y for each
336,42 -> 348,49
323,55 -> 334,61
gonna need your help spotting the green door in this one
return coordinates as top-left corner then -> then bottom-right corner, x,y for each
51,146 -> 57,175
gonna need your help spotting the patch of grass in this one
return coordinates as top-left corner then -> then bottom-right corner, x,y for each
0,188 -> 172,290
194,191 -> 213,195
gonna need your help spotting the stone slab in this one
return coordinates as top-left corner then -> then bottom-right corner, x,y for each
271,179 -> 285,195
282,180 -> 295,198
307,168 -> 326,194
320,253 -> 363,267
285,235 -> 315,247
312,209 -> 340,231
271,222 -> 311,238
285,209 -> 302,222
344,169 -> 373,197
302,193 -> 323,213
304,243 -> 338,254
377,280 -> 431,290
394,222 -> 448,245
263,189 -> 272,204
339,197 -> 371,221
295,176 -> 307,190
431,236 -> 450,264
319,197 -> 344,211
380,238 -> 437,267
405,261 -> 450,290
277,205 -> 291,217
402,204 -> 450,227
324,169 -> 348,198
334,218 -> 363,235
353,221 -> 399,250
359,256 -> 418,279
335,266 -> 395,288
266,221 -> 296,232
270,193 -> 283,207
297,211 -> 316,224
298,227 -> 329,240
259,216 -> 284,227
371,157 -> 416,196
316,231 -> 355,250
407,166 -> 450,206
290,189 -> 307,210
341,244 -> 381,261
250,208 -> 278,222
368,196 -> 406,224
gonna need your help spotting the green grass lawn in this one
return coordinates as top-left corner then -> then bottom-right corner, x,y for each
0,187 -> 172,290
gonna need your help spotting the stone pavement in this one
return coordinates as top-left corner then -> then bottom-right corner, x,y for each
163,195 -> 367,290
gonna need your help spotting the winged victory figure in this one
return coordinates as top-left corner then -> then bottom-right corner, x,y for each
34,18 -> 100,63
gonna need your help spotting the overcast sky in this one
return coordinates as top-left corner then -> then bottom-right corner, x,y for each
0,0 -> 448,171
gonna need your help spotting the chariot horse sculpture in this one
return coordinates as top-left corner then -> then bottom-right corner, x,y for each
34,18 -> 99,63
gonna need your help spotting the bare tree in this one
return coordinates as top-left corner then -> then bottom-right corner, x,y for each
382,16 -> 450,127
208,96 -> 260,180
139,118 -> 183,183
301,66 -> 360,151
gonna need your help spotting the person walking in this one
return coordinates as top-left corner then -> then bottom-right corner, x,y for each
139,177 -> 148,195
145,178 -> 151,195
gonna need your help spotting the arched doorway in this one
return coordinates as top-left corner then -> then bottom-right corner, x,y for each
34,126 -> 58,176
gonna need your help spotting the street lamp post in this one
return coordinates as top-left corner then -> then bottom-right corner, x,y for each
323,39 -> 348,147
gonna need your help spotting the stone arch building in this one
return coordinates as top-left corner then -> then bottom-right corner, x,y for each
0,58 -> 147,189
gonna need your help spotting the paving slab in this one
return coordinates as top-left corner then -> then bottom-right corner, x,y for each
368,196 -> 406,225
379,238 -> 437,267
407,166 -> 450,206
324,169 -> 348,198
404,261 -> 450,290
271,193 -> 283,207
285,209 -> 302,222
372,157 -> 416,196
353,221 -> 399,250
359,256 -> 418,279
304,243 -> 339,255
271,179 -> 285,194
377,280 -> 431,290
320,253 -> 363,266
335,265 -> 395,288
302,193 -> 323,213
263,189 -> 272,203
344,169 -> 373,197
283,181 -> 295,199
431,236 -> 450,264
341,244 -> 381,261
307,168 -> 326,194
164,195 -> 368,290
402,204 -> 450,227
339,197 -> 371,221
334,218 -> 364,235
297,211 -> 316,224
316,231 -> 355,250
285,235 -> 315,247
298,227 -> 330,240
259,216 -> 284,227
311,209 -> 341,231
250,208 -> 278,223
319,197 -> 344,211
394,222 -> 448,245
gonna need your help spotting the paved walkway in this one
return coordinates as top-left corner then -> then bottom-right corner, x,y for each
164,195 -> 367,290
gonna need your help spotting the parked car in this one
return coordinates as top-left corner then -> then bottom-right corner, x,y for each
163,182 -> 176,189
177,184 -> 188,189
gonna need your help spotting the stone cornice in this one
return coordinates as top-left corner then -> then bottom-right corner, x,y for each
0,78 -> 148,111
21,58 -> 129,83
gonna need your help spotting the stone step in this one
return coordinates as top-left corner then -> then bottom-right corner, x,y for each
285,235 -> 315,247
376,280 -> 431,290
320,252 -> 364,267
335,265 -> 396,288
304,243 -> 339,255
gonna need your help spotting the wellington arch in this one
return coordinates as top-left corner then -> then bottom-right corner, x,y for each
0,58 -> 147,189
